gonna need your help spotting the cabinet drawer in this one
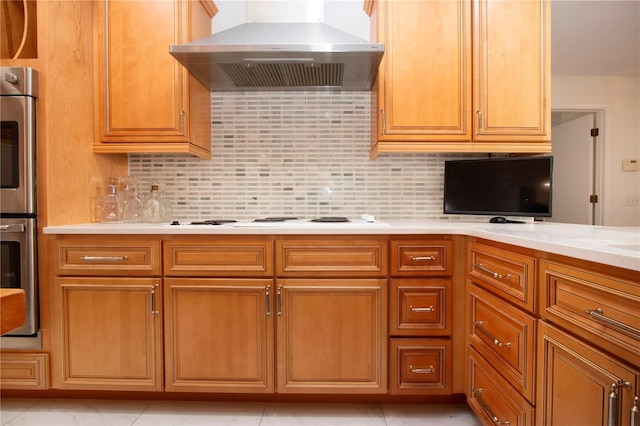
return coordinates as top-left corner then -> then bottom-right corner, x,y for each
540,260 -> 640,367
276,239 -> 387,277
0,353 -> 49,390
468,347 -> 534,426
390,240 -> 452,276
164,239 -> 273,277
390,338 -> 451,395
52,238 -> 161,276
469,284 -> 536,402
390,279 -> 451,336
469,242 -> 536,313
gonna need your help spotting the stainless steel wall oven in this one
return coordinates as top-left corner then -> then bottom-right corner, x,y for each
1,67 -> 40,347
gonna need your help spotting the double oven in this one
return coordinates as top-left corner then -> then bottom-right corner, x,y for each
1,67 -> 40,348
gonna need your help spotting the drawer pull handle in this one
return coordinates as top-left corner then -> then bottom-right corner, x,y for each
585,308 -> 640,339
151,284 -> 159,316
474,321 -> 511,348
0,224 -> 25,233
276,285 -> 282,316
80,255 -> 128,262
265,285 -> 271,317
473,263 -> 511,280
410,305 -> 435,313
410,364 -> 434,374
473,388 -> 510,425
410,255 -> 435,261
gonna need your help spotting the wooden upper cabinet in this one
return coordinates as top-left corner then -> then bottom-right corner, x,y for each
93,0 -> 216,159
370,0 -> 551,158
372,0 -> 471,151
473,0 -> 550,143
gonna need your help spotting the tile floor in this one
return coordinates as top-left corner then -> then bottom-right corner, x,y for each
0,399 -> 481,426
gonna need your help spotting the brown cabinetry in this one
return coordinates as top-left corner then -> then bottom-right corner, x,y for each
49,237 -> 163,391
466,240 -> 537,425
275,238 -> 388,393
93,0 -> 216,158
389,238 -> 453,395
276,278 -> 387,394
369,0 -> 550,157
165,278 -> 274,393
537,259 -> 640,426
162,238 -> 274,393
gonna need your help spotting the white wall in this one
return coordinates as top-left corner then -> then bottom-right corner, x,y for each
552,75 -> 640,226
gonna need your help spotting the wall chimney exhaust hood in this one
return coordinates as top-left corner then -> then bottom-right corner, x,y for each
169,22 -> 384,92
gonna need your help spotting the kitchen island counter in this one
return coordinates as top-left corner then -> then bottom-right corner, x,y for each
44,221 -> 640,272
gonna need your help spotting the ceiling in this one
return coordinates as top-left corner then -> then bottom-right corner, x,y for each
552,0 -> 640,76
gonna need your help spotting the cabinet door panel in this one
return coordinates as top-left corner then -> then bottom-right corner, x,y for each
276,279 -> 387,393
51,277 -> 162,391
473,0 -> 550,140
164,278 -> 274,393
99,1 -> 183,138
537,321 -> 639,426
378,0 -> 471,141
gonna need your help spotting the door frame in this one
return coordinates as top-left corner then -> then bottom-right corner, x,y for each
551,104 -> 607,225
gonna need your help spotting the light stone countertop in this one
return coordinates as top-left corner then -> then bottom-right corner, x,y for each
43,220 -> 640,272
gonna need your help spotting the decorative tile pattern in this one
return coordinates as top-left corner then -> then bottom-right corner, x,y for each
129,91 -> 482,221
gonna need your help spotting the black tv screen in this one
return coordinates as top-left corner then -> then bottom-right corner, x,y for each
443,156 -> 553,218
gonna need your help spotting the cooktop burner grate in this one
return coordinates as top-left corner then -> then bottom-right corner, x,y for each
189,220 -> 237,225
310,217 -> 350,223
253,217 -> 299,222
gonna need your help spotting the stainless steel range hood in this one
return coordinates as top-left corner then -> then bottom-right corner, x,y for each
170,22 -> 384,92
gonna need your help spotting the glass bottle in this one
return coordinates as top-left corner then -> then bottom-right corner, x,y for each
143,184 -> 167,223
100,182 -> 124,223
122,185 -> 143,223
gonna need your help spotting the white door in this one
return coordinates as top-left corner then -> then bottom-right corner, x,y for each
548,112 -> 598,225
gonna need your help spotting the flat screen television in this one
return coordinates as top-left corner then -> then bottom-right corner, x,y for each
443,156 -> 553,222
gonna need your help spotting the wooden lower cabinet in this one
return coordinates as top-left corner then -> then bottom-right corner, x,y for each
276,278 -> 388,394
536,321 -> 639,426
50,277 -> 163,390
468,347 -> 535,426
0,353 -> 49,389
164,278 -> 274,393
390,338 -> 451,395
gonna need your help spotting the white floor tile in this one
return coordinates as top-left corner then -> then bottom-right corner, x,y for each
382,403 -> 482,426
133,400 -> 265,426
259,402 -> 386,426
1,399 -> 481,426
2,399 -> 151,426
1,399 -> 41,426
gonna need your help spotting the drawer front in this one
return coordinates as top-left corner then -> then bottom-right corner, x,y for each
276,239 -> 387,277
540,260 -> 640,367
390,338 -> 451,395
469,242 -> 536,313
53,239 -> 161,276
469,284 -> 536,402
390,240 -> 452,276
164,240 -> 273,277
390,279 -> 451,336
0,353 -> 49,390
468,348 -> 534,426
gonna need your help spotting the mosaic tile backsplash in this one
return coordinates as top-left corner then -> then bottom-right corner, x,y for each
128,91 -> 481,221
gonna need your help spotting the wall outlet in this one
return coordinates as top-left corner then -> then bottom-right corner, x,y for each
626,195 -> 640,206
622,159 -> 639,171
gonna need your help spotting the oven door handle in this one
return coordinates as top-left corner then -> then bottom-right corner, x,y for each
0,224 -> 25,233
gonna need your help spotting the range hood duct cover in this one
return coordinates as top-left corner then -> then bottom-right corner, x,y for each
169,22 -> 384,91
